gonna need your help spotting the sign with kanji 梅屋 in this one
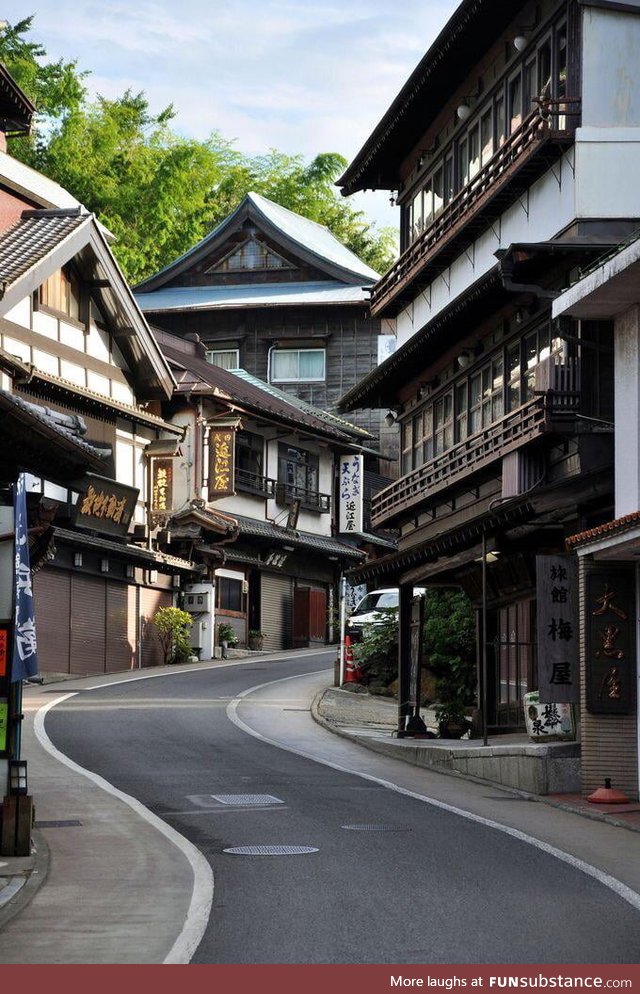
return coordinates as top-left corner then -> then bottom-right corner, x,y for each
339,454 -> 363,534
74,475 -> 139,537
151,458 -> 174,513
208,428 -> 236,499
585,569 -> 635,715
536,554 -> 579,704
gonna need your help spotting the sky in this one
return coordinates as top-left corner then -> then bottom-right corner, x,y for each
4,0 -> 460,231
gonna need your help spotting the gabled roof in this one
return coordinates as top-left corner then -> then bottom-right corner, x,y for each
0,208 -> 175,400
160,335 -> 370,447
136,280 -> 371,313
339,0 -> 529,195
0,63 -> 35,136
233,514 -> 365,561
135,191 -> 379,292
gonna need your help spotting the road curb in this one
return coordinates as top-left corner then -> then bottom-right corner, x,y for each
0,829 -> 49,931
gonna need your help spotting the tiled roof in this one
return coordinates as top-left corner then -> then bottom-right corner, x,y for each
0,208 -> 89,286
135,191 -> 379,291
162,341 -> 367,445
0,389 -> 108,464
53,526 -> 196,572
135,280 -> 371,312
234,515 -> 365,560
565,512 -> 640,551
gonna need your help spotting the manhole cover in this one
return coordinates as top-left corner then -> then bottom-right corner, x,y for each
211,794 -> 284,806
341,824 -> 412,832
223,845 -> 318,855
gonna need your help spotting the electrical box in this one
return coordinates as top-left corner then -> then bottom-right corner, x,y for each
183,590 -> 211,613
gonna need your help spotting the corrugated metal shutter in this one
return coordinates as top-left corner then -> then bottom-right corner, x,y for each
106,582 -> 134,672
70,575 -> 106,676
34,568 -> 71,674
140,587 -> 172,668
261,574 -> 293,651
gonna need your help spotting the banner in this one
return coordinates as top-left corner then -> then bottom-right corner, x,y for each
12,472 -> 38,682
339,454 -> 363,534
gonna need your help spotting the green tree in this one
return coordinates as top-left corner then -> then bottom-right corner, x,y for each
424,589 -> 476,707
153,606 -> 193,665
1,17 -> 397,282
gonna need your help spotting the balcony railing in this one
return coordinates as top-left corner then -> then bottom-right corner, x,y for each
371,382 -> 581,528
275,482 -> 331,514
372,98 -> 581,315
235,467 -> 276,498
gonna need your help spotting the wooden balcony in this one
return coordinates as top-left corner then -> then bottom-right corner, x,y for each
235,467 -> 276,498
372,98 -> 581,317
275,482 -> 331,514
371,382 -> 581,529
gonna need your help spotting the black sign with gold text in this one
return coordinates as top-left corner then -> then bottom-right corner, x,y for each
208,428 -> 236,499
586,569 -> 635,715
74,474 -> 139,537
151,458 -> 174,513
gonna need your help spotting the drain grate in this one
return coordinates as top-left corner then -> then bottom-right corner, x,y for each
35,819 -> 82,828
223,845 -> 318,855
211,794 -> 284,806
341,824 -> 412,832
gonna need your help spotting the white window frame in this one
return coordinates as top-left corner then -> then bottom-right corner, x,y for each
206,348 -> 240,370
270,347 -> 326,383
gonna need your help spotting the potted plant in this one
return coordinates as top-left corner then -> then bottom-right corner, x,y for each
218,622 -> 237,658
248,628 -> 265,650
434,701 -> 473,740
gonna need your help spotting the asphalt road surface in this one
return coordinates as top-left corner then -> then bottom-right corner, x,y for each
44,651 -> 640,964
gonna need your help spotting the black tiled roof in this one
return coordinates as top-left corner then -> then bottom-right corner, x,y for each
0,208 -> 88,287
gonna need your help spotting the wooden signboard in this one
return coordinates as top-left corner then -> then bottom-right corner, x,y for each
585,569 -> 635,715
74,474 -> 139,537
536,554 -> 579,703
208,429 -> 236,499
151,458 -> 174,513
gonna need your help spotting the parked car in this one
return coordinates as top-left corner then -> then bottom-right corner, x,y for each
346,587 -> 426,642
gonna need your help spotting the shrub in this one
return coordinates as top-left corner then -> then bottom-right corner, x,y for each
424,589 -> 476,708
352,608 -> 398,690
218,622 -> 237,645
153,607 -> 193,665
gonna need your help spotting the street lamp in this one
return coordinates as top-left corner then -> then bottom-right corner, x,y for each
9,759 -> 27,795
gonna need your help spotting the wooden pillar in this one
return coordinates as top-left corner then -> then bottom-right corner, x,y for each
397,582 -> 413,736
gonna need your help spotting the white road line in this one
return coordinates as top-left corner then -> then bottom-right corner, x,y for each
227,671 -> 640,916
33,692 -> 214,965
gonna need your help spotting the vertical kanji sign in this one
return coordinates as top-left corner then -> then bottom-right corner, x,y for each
585,569 -> 635,715
339,454 -> 363,534
208,428 -> 236,499
536,554 -> 578,703
151,458 -> 174,513
12,472 -> 38,682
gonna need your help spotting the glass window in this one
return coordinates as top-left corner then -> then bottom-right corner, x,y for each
508,343 -> 522,411
236,431 -> 263,476
434,392 -> 453,455
495,94 -> 506,148
458,137 -> 469,190
206,349 -> 240,370
218,577 -> 243,612
412,190 -> 423,240
480,108 -> 493,166
556,22 -> 567,99
455,381 -> 468,442
433,166 -> 444,217
422,175 -> 434,228
271,348 -> 325,382
468,123 -> 480,179
443,154 -> 455,205
278,443 -> 319,495
524,58 -> 536,117
538,38 -> 552,100
401,420 -> 413,475
509,73 -> 522,133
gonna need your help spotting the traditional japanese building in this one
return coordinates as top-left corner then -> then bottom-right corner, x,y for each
0,64 -> 202,676
133,191 -> 398,469
336,0 -> 640,764
153,328 -> 382,652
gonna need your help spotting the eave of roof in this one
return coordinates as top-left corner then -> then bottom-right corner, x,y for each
53,526 -> 197,572
0,208 -> 175,400
135,191 -> 379,292
565,511 -> 640,552
135,281 -> 371,312
162,340 -> 369,445
234,514 -> 365,560
338,0 -> 528,195
338,267 -> 504,411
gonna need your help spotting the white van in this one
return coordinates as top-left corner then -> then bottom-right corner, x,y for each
347,587 -> 426,642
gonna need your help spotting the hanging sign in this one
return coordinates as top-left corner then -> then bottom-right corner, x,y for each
0,699 -> 7,752
208,428 -> 236,499
585,569 -> 635,714
536,554 -> 579,703
0,627 -> 7,678
151,458 -> 174,513
12,472 -> 38,682
74,474 -> 139,537
339,454 -> 363,534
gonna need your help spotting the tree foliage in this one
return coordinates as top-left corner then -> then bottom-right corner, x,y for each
2,18 -> 397,283
423,589 -> 476,707
153,607 -> 193,665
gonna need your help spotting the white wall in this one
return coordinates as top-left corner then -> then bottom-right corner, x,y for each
614,306 -> 640,517
582,8 -> 640,127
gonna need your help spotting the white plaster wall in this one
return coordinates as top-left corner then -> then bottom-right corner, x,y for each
574,131 -> 640,217
396,155 -> 576,346
614,306 -> 640,517
3,297 -> 30,328
582,8 -> 640,127
167,411 -> 194,511
215,492 -> 265,519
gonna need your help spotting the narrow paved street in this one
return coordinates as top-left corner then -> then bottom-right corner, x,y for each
37,652 -> 640,965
